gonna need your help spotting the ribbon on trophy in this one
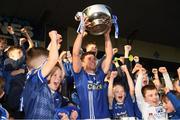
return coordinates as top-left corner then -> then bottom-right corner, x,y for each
112,15 -> 119,39
76,12 -> 85,34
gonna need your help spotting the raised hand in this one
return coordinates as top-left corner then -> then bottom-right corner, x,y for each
132,63 -> 142,74
159,67 -> 168,74
19,38 -> 27,46
20,28 -> 27,33
133,56 -> 139,63
7,26 -> 15,34
152,68 -> 158,74
163,87 -> 170,94
124,45 -> 132,53
113,48 -> 118,55
49,30 -> 58,41
110,71 -> 118,80
121,65 -> 128,73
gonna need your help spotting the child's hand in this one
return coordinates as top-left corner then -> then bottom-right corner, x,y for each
121,65 -> 128,73
70,110 -> 78,120
49,30 -> 58,41
152,68 -> 158,74
124,45 -> 132,52
132,63 -> 142,74
163,87 -> 170,94
20,28 -> 27,33
133,56 -> 139,63
58,113 -> 69,120
159,67 -> 168,74
7,26 -> 15,34
59,51 -> 67,62
110,71 -> 118,80
19,38 -> 27,46
113,48 -> 118,55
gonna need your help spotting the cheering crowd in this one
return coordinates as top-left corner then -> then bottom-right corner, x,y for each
0,20 -> 179,120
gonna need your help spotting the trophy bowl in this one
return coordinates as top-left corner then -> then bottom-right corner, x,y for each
76,4 -> 112,35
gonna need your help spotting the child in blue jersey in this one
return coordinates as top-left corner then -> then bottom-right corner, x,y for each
72,18 -> 113,119
3,46 -> 26,94
108,65 -> 136,119
22,30 -> 78,119
162,88 -> 180,119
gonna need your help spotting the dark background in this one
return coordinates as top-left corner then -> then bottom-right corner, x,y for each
0,0 -> 180,75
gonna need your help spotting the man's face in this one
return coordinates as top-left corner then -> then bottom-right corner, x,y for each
82,54 -> 96,71
113,85 -> 126,103
86,44 -> 97,55
162,98 -> 175,113
144,89 -> 160,106
48,68 -> 63,91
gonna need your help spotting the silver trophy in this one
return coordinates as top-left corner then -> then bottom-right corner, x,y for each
75,4 -> 114,36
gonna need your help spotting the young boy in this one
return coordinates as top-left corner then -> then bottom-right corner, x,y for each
21,30 -> 78,119
135,68 -> 168,120
108,65 -> 136,119
162,87 -> 180,119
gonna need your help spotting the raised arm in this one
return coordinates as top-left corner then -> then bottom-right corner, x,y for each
135,68 -> 144,112
124,45 -> 132,71
159,67 -> 173,90
101,27 -> 113,74
72,32 -> 83,73
108,71 -> 118,109
58,51 -> 67,79
41,30 -> 60,77
21,28 -> 34,51
121,65 -> 135,98
7,26 -> 19,46
152,68 -> 161,90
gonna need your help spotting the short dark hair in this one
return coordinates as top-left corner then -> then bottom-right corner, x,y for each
85,41 -> 96,49
80,51 -> 96,61
142,84 -> 157,97
26,47 -> 48,66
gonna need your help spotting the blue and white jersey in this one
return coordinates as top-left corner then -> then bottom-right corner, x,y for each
0,104 -> 8,120
111,92 -> 135,119
73,66 -> 110,119
21,69 -> 62,119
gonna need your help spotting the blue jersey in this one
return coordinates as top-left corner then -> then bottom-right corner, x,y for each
73,66 -> 110,119
167,92 -> 180,119
111,92 -> 135,119
0,104 -> 8,120
21,69 -> 63,119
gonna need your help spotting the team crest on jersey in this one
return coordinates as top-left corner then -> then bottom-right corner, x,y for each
154,106 -> 166,119
87,81 -> 102,90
